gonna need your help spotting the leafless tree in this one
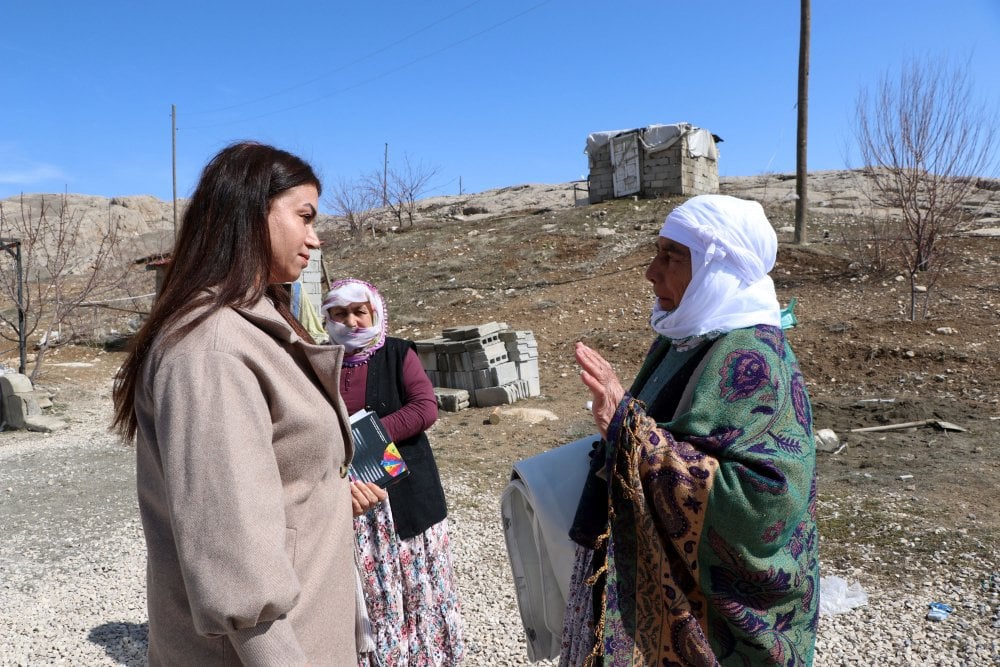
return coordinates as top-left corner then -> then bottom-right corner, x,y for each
362,154 -> 440,229
853,57 -> 997,320
326,178 -> 380,240
0,193 -> 135,381
390,155 -> 441,227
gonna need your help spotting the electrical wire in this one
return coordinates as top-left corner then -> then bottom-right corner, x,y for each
188,0 -> 489,115
183,0 -> 553,130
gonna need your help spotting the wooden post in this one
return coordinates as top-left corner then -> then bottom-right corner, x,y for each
794,0 -> 811,245
172,104 -> 178,241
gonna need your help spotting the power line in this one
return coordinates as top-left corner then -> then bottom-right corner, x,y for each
183,0 -> 553,130
188,0 -> 488,116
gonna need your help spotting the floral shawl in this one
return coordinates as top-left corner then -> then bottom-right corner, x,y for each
593,324 -> 819,666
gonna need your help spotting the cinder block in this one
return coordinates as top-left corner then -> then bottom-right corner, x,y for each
435,387 -> 470,412
474,384 -> 517,407
469,341 -> 509,370
490,361 -> 519,386
471,368 -> 493,390
442,322 -> 503,342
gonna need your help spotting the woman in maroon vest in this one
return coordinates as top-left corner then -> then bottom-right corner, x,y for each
323,278 -> 465,666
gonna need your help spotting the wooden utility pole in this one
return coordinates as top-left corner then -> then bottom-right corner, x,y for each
382,143 -> 389,206
794,0 -> 811,244
171,104 -> 178,241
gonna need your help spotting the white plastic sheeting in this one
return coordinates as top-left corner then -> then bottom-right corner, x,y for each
585,122 -> 719,160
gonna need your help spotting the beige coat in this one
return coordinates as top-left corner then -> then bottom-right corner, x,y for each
135,296 -> 355,666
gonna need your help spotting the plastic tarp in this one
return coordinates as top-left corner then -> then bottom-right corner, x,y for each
585,122 -> 719,160
500,435 -> 597,661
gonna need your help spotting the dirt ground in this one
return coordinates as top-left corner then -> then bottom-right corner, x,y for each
22,177 -> 1000,584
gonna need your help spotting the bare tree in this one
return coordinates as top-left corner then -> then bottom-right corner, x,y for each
362,168 -> 402,228
390,155 -> 441,227
361,154 -> 440,229
853,57 -> 997,320
326,178 -> 380,240
0,193 -> 135,381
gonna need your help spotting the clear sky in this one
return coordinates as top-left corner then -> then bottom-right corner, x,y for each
2,1 -> 998,205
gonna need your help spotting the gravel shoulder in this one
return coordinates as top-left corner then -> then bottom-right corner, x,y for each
1,394 -> 997,665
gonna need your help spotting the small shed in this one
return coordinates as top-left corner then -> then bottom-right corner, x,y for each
585,123 -> 721,204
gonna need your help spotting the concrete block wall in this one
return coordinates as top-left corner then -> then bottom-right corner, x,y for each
415,322 -> 541,409
587,144 -> 615,204
588,131 -> 719,203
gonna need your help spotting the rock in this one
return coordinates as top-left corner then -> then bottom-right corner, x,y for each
496,407 -> 559,425
815,428 -> 841,452
24,415 -> 68,432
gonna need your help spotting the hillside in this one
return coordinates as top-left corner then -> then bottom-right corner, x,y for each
2,171 -> 999,663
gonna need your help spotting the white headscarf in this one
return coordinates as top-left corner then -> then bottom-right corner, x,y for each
321,278 -> 387,365
650,194 -> 781,341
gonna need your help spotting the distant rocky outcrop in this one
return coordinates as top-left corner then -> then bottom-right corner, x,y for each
0,193 -> 180,272
3,171 -> 998,270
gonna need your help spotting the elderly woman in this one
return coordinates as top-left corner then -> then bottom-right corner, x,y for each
562,195 -> 819,665
322,278 -> 465,667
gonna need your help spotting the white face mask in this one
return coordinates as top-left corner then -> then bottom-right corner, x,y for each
325,319 -> 380,354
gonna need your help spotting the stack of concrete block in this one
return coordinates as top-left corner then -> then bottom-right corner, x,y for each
499,329 -> 540,397
415,322 -> 541,409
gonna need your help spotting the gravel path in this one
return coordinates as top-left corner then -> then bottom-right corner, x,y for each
1,401 -> 998,665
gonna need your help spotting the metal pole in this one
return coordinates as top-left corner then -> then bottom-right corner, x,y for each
15,241 -> 25,375
172,104 -> 178,241
0,238 -> 25,374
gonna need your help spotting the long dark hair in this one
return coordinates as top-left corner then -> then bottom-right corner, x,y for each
112,141 -> 322,441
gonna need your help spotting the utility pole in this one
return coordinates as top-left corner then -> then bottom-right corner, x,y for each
0,238 -> 25,374
794,0 -> 811,245
382,142 -> 389,207
459,176 -> 463,195
171,104 -> 178,241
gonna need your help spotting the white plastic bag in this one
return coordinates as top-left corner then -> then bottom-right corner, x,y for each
819,575 -> 868,616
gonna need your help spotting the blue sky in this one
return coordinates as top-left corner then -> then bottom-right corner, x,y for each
2,1 -> 998,205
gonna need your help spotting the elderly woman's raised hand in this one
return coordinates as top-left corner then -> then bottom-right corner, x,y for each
575,342 -> 625,439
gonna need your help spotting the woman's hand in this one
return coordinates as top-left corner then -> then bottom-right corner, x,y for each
350,481 -> 387,516
575,341 -> 625,439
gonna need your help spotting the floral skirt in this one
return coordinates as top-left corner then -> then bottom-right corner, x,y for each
559,544 -> 597,667
355,497 -> 464,666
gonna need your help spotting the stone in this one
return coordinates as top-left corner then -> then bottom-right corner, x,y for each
0,372 -> 34,397
24,415 -> 68,433
4,394 -> 41,430
816,428 -> 841,453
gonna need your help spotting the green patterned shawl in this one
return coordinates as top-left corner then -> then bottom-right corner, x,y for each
592,324 -> 819,666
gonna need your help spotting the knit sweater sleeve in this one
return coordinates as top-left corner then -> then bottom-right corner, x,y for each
379,348 -> 438,442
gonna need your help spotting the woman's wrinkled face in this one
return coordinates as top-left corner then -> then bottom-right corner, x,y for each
645,237 -> 692,311
267,184 -> 320,284
327,301 -> 374,329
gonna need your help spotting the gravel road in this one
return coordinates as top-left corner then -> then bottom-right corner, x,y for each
2,399 -> 998,666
